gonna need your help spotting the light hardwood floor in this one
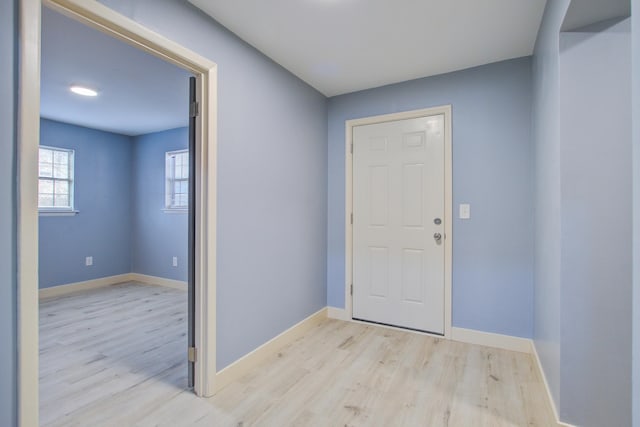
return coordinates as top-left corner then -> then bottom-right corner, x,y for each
40,282 -> 556,426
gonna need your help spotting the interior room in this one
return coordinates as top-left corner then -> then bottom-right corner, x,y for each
2,0 -> 639,426
37,7 -> 195,425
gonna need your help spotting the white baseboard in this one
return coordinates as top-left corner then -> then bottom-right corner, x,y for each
39,272 -> 188,299
129,273 -> 187,291
327,306 -> 350,321
328,307 -> 531,353
39,273 -> 134,299
530,341 -> 576,427
451,327 -> 532,354
214,307 -> 328,392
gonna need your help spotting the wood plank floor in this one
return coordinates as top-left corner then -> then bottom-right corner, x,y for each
40,282 -> 557,426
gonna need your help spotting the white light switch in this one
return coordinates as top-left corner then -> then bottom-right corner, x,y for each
85,256 -> 93,266
459,204 -> 471,219
172,256 -> 178,267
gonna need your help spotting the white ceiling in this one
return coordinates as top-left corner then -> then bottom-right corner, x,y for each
190,0 -> 548,97
562,0 -> 630,31
41,7 -> 192,136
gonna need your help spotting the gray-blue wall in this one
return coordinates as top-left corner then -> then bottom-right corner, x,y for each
131,127 -> 188,281
559,20 -> 632,426
39,119 -> 133,288
327,57 -> 534,338
533,1 -> 634,424
39,122 -> 190,287
634,1 -> 640,425
532,0 -> 570,411
0,0 -> 17,424
96,0 -> 328,370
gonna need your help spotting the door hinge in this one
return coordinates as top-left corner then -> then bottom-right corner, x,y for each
350,213 -> 353,225
188,346 -> 197,363
350,142 -> 353,154
350,283 -> 353,295
189,102 -> 199,118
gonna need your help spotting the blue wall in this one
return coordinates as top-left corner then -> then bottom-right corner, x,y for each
39,119 -> 134,288
634,1 -> 640,425
39,122 -> 191,286
327,57 -> 534,338
131,127 -> 188,281
531,0 -> 570,411
533,1 -> 635,424
559,20 -> 632,426
0,0 -> 17,424
96,0 -> 328,370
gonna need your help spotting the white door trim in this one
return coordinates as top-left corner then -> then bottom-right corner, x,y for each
18,1 -> 218,425
345,106 -> 453,339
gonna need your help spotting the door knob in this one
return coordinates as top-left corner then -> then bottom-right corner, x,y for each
433,232 -> 442,242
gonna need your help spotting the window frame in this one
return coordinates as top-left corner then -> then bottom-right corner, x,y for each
164,149 -> 189,212
38,145 -> 76,214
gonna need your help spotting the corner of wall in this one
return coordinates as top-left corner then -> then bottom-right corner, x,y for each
1,0 -> 19,424
530,0 -> 571,420
631,1 -> 640,425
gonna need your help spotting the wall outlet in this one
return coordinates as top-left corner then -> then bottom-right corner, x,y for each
172,256 -> 178,267
85,256 -> 93,266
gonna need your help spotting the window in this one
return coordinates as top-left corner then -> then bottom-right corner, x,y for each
38,146 -> 75,211
165,149 -> 189,210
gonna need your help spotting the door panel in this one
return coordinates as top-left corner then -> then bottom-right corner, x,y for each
369,246 -> 389,298
402,163 -> 424,227
401,248 -> 424,303
368,165 -> 389,226
352,115 -> 445,334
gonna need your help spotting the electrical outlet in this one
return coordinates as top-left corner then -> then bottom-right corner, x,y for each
172,256 -> 178,267
85,256 -> 93,266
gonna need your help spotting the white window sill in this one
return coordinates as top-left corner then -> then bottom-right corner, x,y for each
39,210 -> 79,217
162,208 -> 188,214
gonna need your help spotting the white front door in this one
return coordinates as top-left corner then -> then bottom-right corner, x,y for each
352,114 -> 446,334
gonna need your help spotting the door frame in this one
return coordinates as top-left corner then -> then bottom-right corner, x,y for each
345,106 -> 453,339
18,0 -> 218,425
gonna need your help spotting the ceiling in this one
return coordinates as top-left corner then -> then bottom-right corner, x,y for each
42,1 -> 549,132
562,0 -> 630,31
41,7 -> 192,136
189,0 -> 548,97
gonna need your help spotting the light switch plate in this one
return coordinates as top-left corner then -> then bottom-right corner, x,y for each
85,256 -> 93,266
459,204 -> 471,219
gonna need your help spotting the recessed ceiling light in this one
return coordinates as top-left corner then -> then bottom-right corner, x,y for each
70,85 -> 98,97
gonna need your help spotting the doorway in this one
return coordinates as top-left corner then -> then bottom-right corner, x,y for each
18,0 -> 217,425
345,106 -> 453,337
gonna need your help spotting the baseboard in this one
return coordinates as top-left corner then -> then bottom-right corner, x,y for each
129,273 -> 187,291
327,306 -> 350,321
39,273 -> 187,299
450,327 -> 532,353
39,273 -> 134,299
328,308 -> 531,353
531,341 -> 575,427
214,307 -> 328,392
